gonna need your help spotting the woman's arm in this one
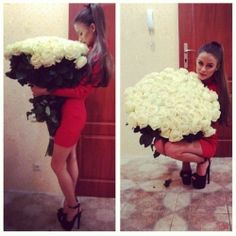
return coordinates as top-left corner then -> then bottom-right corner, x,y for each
31,84 -> 94,99
51,84 -> 94,99
50,60 -> 101,98
31,59 -> 101,98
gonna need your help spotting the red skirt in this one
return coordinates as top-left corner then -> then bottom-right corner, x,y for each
54,99 -> 87,147
199,134 -> 218,158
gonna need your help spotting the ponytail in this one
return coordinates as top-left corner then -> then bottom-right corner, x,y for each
198,42 -> 230,125
74,4 -> 113,87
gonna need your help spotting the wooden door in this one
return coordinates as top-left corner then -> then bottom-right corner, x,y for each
178,4 -> 232,157
69,4 -> 115,197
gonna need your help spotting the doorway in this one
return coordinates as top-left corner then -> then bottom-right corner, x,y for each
178,3 -> 232,157
69,3 -> 115,197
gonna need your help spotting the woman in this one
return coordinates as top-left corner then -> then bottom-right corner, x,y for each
31,4 -> 112,230
155,42 -> 229,189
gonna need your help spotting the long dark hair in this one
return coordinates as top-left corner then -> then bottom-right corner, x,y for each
74,4 -> 112,87
198,41 -> 230,125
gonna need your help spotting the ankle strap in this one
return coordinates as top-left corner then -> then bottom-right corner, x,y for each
68,203 -> 80,209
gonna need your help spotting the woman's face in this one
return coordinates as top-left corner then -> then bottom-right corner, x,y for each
196,52 -> 218,81
74,22 -> 96,47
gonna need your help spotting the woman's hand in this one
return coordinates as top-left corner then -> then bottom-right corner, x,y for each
31,85 -> 50,97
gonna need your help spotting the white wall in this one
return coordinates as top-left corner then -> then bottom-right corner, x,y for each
121,3 -> 179,157
4,3 -> 68,194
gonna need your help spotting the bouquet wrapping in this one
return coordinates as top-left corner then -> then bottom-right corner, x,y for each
5,36 -> 89,156
124,68 -> 221,157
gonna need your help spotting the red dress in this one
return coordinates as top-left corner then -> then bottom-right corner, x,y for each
199,78 -> 218,158
51,59 -> 101,147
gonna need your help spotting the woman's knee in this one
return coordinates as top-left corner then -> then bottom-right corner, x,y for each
51,158 -> 64,174
67,145 -> 77,163
70,145 -> 77,159
154,139 -> 165,154
51,144 -> 73,174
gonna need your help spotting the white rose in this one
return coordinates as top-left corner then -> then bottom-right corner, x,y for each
125,101 -> 135,113
30,54 -> 42,69
74,56 -> 87,69
160,128 -> 171,139
124,67 -> 221,141
169,129 -> 183,142
204,127 -> 216,137
124,87 -> 135,97
5,36 -> 88,68
148,115 -> 161,130
212,110 -> 221,122
127,112 -> 138,128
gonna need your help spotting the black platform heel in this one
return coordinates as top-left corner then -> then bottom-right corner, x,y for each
57,199 -> 79,222
58,203 -> 82,231
57,208 -> 65,222
180,170 -> 192,185
192,159 -> 211,189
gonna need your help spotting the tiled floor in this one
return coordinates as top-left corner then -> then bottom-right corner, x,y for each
4,191 -> 115,231
121,155 -> 232,231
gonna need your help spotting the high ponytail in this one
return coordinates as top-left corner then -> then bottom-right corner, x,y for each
74,4 -> 113,87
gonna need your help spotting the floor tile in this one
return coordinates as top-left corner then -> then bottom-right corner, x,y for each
121,156 -> 232,231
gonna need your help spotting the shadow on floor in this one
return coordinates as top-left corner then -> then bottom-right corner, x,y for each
4,191 -> 115,231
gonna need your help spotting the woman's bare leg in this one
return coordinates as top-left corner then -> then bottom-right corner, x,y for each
164,141 -> 209,176
182,161 -> 191,171
155,139 -> 192,172
67,144 -> 79,190
164,141 -> 205,163
51,144 -> 78,221
154,139 -> 166,155
196,160 -> 210,176
61,144 -> 79,209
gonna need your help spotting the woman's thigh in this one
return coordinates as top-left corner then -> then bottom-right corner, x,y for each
165,140 -> 203,157
51,144 -> 74,170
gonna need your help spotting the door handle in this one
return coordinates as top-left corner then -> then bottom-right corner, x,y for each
184,43 -> 195,69
184,49 -> 195,53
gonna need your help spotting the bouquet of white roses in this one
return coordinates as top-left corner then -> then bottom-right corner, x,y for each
5,36 -> 89,156
124,67 -> 220,157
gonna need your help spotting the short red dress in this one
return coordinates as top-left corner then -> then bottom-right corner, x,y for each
199,78 -> 218,158
51,59 -> 101,147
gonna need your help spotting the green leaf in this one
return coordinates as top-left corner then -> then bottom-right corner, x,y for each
139,133 -> 153,147
133,126 -> 140,133
15,71 -> 28,81
153,151 -> 160,158
5,71 -> 16,79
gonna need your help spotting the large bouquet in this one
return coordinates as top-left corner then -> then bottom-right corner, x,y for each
5,36 -> 89,156
124,68 -> 221,157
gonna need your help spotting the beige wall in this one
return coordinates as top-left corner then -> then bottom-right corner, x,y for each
4,3 -> 68,194
121,4 -> 179,157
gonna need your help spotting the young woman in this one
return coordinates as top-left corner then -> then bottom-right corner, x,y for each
31,4 -> 112,230
155,42 -> 230,189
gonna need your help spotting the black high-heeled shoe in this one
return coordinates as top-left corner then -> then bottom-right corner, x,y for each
192,159 -> 211,189
58,203 -> 82,231
57,208 -> 65,222
57,199 -> 79,222
180,170 -> 192,185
